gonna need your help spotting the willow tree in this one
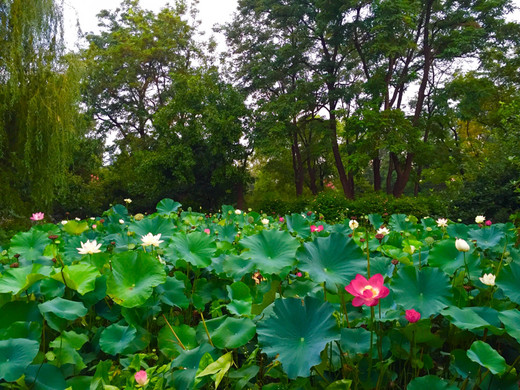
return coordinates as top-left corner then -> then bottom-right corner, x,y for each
0,0 -> 82,218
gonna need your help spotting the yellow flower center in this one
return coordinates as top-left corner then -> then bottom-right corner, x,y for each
360,285 -> 379,298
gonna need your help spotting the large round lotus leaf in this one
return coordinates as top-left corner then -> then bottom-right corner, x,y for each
168,232 -> 217,268
25,363 -> 67,390
226,281 -> 252,316
441,306 -> 502,335
285,214 -> 311,239
0,321 -> 41,342
496,261 -> 520,305
407,375 -> 458,390
215,224 -> 239,243
240,229 -> 299,277
447,223 -> 469,239
38,297 -> 88,320
297,233 -> 366,291
129,216 -> 175,241
340,327 -> 372,355
467,225 -> 505,251
391,266 -> 451,318
51,263 -> 99,295
0,264 -> 51,295
0,301 -> 42,329
172,344 -> 217,390
99,324 -> 137,355
0,338 -> 40,382
221,255 -> 255,280
467,341 -> 507,375
498,310 -> 520,339
211,317 -> 256,349
8,230 -> 50,260
428,239 -> 481,276
257,296 -> 339,379
158,323 -> 197,359
62,220 -> 89,235
155,276 -> 189,309
368,214 -> 384,230
157,198 -> 182,215
389,214 -> 414,232
106,251 -> 166,307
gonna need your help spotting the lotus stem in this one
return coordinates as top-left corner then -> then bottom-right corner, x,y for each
161,314 -> 186,350
200,312 -> 214,347
366,230 -> 371,278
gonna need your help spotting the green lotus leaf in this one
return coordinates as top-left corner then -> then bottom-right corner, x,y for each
106,251 -> 166,307
240,229 -> 299,277
172,344 -> 217,390
441,306 -> 502,334
62,220 -> 89,235
368,214 -> 384,230
340,327 -> 372,355
447,223 -> 469,239
0,321 -> 41,342
221,255 -> 255,280
99,324 -> 137,355
407,375 -> 458,390
297,233 -> 366,291
450,349 -> 480,379
157,198 -> 182,215
257,296 -> 339,379
391,266 -> 451,318
467,225 -> 505,250
158,323 -> 197,359
467,341 -> 507,375
25,364 -> 67,390
496,261 -> 520,305
0,338 -> 40,382
8,229 -> 50,260
168,232 -> 217,268
51,263 -> 99,295
211,317 -> 256,349
428,239 -> 480,276
0,301 -> 42,329
129,216 -> 175,240
0,264 -> 51,295
285,214 -> 311,239
39,278 -> 65,299
389,214 -> 414,232
155,276 -> 189,309
196,351 -> 233,389
215,224 -> 238,243
38,297 -> 88,320
498,310 -> 520,339
50,330 -> 89,350
226,281 -> 252,316
325,380 -> 353,390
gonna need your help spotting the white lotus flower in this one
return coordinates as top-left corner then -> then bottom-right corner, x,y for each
141,233 -> 164,247
61,220 -> 68,225
436,218 -> 448,228
235,209 -> 242,215
77,239 -> 102,255
124,198 -> 132,204
479,273 -> 496,286
75,217 -> 81,221
349,219 -> 359,230
119,219 -> 125,224
377,227 -> 390,236
455,238 -> 470,252
261,218 -> 269,225
475,215 -> 485,224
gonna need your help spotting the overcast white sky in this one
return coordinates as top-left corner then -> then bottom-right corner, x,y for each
62,0 -> 238,50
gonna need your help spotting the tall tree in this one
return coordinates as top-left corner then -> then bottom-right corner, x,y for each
0,0 -> 82,217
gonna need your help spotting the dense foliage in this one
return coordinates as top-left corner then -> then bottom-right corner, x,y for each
1,201 -> 520,389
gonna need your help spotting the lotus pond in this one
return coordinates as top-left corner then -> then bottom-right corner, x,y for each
1,199 -> 520,389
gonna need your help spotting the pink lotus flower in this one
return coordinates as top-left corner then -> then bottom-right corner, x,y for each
485,220 -> 492,226
345,274 -> 390,307
296,272 -> 302,277
310,225 -> 324,233
135,370 -> 149,386
405,309 -> 421,323
279,217 -> 284,223
30,212 -> 44,221
204,228 -> 210,235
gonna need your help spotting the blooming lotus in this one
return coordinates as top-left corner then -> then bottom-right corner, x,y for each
345,274 -> 390,307
30,212 -> 44,221
436,218 -> 448,228
455,238 -> 470,252
134,370 -> 149,386
141,233 -> 164,247
475,215 -> 485,224
279,217 -> 284,223
77,240 -> 102,255
377,226 -> 390,236
349,219 -> 359,230
261,218 -> 269,225
479,273 -> 496,286
405,309 -> 421,323
124,198 -> 132,204
235,209 -> 242,215
204,228 -> 210,235
310,225 -> 324,233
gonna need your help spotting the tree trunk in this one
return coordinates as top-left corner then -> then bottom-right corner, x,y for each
307,158 -> 318,195
330,111 -> 354,198
291,125 -> 304,196
386,155 -> 394,194
373,154 -> 381,192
